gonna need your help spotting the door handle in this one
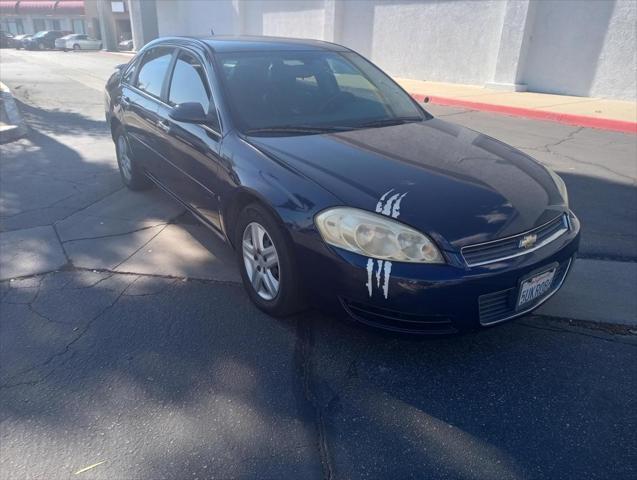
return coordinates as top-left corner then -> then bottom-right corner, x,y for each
156,120 -> 171,132
121,95 -> 131,106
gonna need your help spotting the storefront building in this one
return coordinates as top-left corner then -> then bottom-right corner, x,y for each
0,0 -> 88,35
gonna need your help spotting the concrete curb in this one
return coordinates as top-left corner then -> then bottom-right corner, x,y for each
410,93 -> 637,134
0,82 -> 27,143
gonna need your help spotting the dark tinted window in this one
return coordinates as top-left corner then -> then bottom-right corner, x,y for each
217,51 -> 423,133
136,47 -> 173,98
168,51 -> 210,110
122,58 -> 138,84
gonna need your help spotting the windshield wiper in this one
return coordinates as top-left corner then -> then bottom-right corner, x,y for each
245,125 -> 351,135
356,117 -> 423,128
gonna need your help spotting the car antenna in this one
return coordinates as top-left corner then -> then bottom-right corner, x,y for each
210,28 -> 215,36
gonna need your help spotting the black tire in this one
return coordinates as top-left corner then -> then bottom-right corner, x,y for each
73,44 -> 80,51
113,127 -> 151,190
235,203 -> 306,317
37,42 -> 44,50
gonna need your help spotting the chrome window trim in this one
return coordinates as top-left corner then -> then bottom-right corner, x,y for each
462,214 -> 569,268
127,84 -> 222,139
479,257 -> 573,326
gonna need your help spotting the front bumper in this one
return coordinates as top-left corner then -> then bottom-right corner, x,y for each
300,212 -> 580,334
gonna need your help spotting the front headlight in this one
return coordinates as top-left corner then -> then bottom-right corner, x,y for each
548,169 -> 569,206
315,207 -> 445,263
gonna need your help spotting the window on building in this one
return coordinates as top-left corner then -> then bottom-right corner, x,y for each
52,19 -> 61,31
168,52 -> 211,112
135,47 -> 174,98
72,19 -> 85,34
33,19 -> 46,32
2,19 -> 23,35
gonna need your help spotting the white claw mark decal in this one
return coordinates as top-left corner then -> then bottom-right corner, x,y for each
375,259 -> 383,288
365,258 -> 374,297
375,189 -> 394,213
382,261 -> 392,299
366,188 -> 409,299
391,193 -> 408,219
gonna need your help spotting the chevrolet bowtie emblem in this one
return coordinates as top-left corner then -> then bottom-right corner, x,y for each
519,233 -> 538,249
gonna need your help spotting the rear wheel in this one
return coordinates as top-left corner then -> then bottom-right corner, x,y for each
235,203 -> 305,317
114,127 -> 151,190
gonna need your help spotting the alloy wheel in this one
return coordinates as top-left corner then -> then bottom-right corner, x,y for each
117,135 -> 133,182
242,222 -> 280,300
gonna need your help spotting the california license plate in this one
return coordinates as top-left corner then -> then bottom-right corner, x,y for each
517,268 -> 556,309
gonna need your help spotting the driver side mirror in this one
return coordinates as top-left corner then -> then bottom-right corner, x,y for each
168,102 -> 208,124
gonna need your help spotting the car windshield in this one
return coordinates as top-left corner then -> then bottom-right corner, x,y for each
216,50 -> 428,135
60,35 -> 74,40
33,31 -> 48,38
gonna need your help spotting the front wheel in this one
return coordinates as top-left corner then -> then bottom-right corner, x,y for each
37,42 -> 44,50
73,44 -> 80,51
235,203 -> 306,317
114,128 -> 151,190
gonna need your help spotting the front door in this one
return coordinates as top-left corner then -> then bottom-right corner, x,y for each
158,49 -> 224,231
124,46 -> 175,176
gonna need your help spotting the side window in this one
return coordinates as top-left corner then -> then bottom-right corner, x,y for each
168,51 -> 210,111
135,47 -> 173,98
122,58 -> 138,84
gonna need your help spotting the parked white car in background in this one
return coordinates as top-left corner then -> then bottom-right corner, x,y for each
55,34 -> 102,51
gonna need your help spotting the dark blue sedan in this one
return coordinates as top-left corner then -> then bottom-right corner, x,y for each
104,36 -> 580,334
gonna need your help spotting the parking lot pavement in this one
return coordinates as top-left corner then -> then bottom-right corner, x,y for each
1,49 -> 636,479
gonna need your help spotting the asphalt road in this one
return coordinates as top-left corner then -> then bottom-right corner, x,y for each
1,49 -> 636,480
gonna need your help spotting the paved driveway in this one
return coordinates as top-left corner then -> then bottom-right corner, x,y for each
1,50 -> 636,480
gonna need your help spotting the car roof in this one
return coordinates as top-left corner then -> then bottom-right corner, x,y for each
149,35 -> 349,53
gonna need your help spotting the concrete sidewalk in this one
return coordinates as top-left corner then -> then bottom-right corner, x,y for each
398,78 -> 637,134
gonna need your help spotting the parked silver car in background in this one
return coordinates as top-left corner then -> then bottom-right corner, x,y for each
55,34 -> 102,51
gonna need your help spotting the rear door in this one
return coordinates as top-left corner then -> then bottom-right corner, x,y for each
157,48 -> 224,230
121,46 -> 175,176
74,34 -> 88,48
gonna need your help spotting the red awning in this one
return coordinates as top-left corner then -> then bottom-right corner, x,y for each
16,1 -> 56,14
55,0 -> 84,15
0,1 -> 18,15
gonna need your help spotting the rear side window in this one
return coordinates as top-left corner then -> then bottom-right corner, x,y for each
135,47 -> 173,98
168,51 -> 210,110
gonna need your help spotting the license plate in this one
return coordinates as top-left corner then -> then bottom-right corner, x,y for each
517,268 -> 556,309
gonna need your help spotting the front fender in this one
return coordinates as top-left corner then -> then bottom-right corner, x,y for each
218,133 -> 341,247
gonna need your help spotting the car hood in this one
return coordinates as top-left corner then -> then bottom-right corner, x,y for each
247,118 -> 566,249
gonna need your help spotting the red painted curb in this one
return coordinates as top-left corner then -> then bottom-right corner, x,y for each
411,93 -> 637,134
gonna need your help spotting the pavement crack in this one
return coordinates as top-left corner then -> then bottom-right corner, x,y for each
52,222 -> 72,267
519,317 -> 637,346
60,222 -> 169,244
1,190 -> 78,220
53,186 -> 124,225
0,276 -> 140,389
295,317 -> 334,480
110,223 -> 171,270
122,278 -> 179,297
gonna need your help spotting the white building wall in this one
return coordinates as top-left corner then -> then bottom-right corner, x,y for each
522,0 -> 637,100
155,0 -> 241,37
341,0 -> 506,85
244,0 -> 326,39
149,0 -> 636,101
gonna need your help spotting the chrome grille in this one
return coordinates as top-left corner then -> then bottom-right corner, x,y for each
462,214 -> 569,267
478,259 -> 572,326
